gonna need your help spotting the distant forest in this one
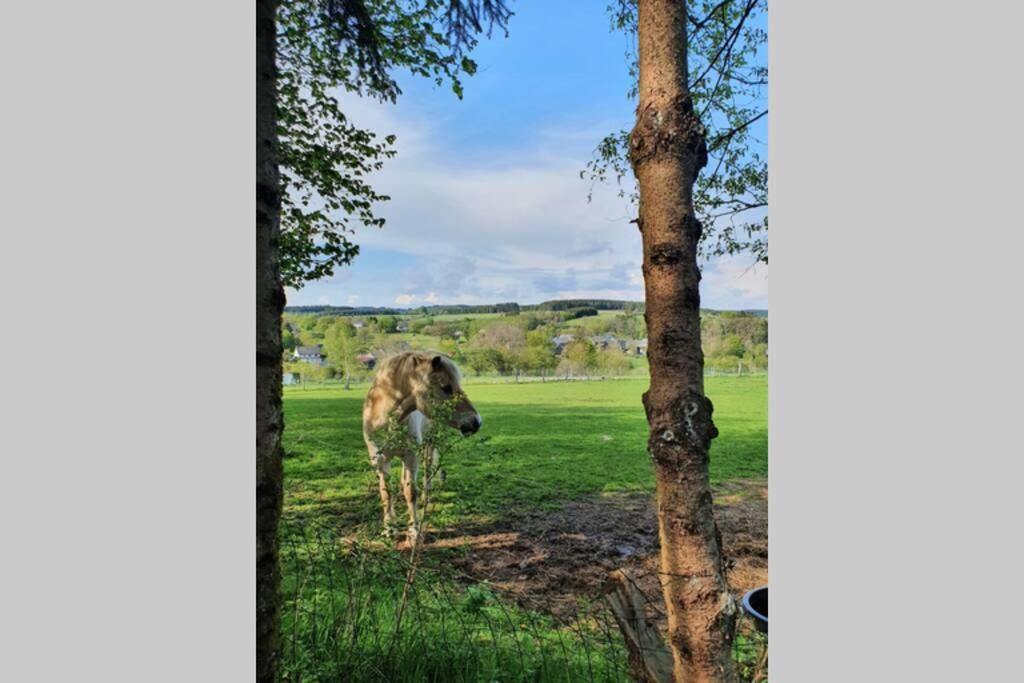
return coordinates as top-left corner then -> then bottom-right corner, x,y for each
285,299 -> 767,317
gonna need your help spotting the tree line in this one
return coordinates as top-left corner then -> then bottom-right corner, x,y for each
282,309 -> 767,385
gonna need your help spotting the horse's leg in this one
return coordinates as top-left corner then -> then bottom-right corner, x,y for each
400,452 -> 420,545
423,447 -> 442,494
369,445 -> 396,536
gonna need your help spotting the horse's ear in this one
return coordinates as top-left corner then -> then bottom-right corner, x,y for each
432,355 -> 444,371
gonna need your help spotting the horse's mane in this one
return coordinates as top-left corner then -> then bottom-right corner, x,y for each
376,351 -> 462,385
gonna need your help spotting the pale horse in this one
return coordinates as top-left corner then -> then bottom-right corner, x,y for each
362,351 -> 481,543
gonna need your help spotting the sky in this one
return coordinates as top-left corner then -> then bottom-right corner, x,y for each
285,1 -> 767,311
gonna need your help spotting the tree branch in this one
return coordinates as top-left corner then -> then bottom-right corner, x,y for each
706,201 -> 767,219
689,0 -> 758,92
688,0 -> 735,33
708,109 -> 767,150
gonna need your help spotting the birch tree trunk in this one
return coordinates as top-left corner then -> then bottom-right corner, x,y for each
256,0 -> 284,679
630,0 -> 738,680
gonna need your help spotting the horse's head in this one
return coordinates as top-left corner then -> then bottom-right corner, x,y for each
416,354 -> 481,435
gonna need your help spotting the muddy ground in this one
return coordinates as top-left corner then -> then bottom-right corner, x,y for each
430,479 -> 767,621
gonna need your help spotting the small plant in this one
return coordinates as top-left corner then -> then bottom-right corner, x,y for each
372,396 -> 481,635
374,396 -> 476,467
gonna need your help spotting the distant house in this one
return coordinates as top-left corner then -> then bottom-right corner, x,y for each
626,338 -> 648,356
588,334 -> 626,351
352,320 -> 365,329
551,334 -> 576,353
293,345 -> 325,366
356,353 -> 377,370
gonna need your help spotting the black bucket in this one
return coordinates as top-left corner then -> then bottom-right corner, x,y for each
741,586 -> 768,634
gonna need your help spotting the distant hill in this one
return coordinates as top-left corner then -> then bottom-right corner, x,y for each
283,300 -> 767,317
526,299 -> 643,312
284,302 -> 521,316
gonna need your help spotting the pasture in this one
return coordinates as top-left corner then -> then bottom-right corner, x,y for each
280,375 -> 768,681
282,376 -> 766,525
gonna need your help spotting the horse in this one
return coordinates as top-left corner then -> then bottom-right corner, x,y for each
362,351 -> 481,543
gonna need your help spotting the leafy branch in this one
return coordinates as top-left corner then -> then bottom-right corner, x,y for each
586,0 -> 768,265
276,0 -> 511,288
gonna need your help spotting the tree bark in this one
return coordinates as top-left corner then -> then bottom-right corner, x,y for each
605,570 -> 674,683
630,0 -> 738,681
256,0 -> 284,680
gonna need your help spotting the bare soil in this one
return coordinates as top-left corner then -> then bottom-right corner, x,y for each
430,479 -> 767,620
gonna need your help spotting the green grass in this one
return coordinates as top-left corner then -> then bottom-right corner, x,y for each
278,521 -> 629,683
560,310 -> 622,327
283,375 -> 766,530
280,375 -> 767,681
427,312 -> 505,321
387,332 -> 445,348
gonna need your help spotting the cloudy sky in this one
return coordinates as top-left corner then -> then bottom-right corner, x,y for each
285,2 -> 767,310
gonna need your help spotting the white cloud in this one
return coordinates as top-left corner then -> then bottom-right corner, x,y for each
332,94 -> 642,304
296,93 -> 764,310
701,256 -> 768,308
346,294 -> 360,305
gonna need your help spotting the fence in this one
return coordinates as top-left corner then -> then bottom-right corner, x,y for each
277,516 -> 767,682
283,368 -> 767,390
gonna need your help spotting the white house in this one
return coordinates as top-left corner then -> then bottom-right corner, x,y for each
293,345 -> 325,366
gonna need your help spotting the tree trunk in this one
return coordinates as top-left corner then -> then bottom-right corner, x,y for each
256,0 -> 284,680
630,0 -> 738,680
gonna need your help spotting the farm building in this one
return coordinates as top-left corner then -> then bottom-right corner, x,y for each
551,334 -> 576,353
587,333 -> 627,351
625,338 -> 648,356
293,345 -> 325,366
356,353 -> 377,369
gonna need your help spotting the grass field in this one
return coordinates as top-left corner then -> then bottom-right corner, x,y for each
426,312 -> 504,321
559,310 -> 623,327
279,375 -> 768,681
282,375 -> 766,527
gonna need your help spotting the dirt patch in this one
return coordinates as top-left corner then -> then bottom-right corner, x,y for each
430,480 -> 767,620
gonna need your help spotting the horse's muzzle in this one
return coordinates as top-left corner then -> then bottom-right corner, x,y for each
460,415 -> 482,435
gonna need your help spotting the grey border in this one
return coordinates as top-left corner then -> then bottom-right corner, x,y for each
4,0 -> 1023,680
2,1 -> 254,680
772,1 -> 1021,679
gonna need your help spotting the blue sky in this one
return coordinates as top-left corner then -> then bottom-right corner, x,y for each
285,1 -> 767,310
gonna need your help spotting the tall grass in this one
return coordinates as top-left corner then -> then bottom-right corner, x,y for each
279,519 -> 767,682
278,518 -> 631,682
